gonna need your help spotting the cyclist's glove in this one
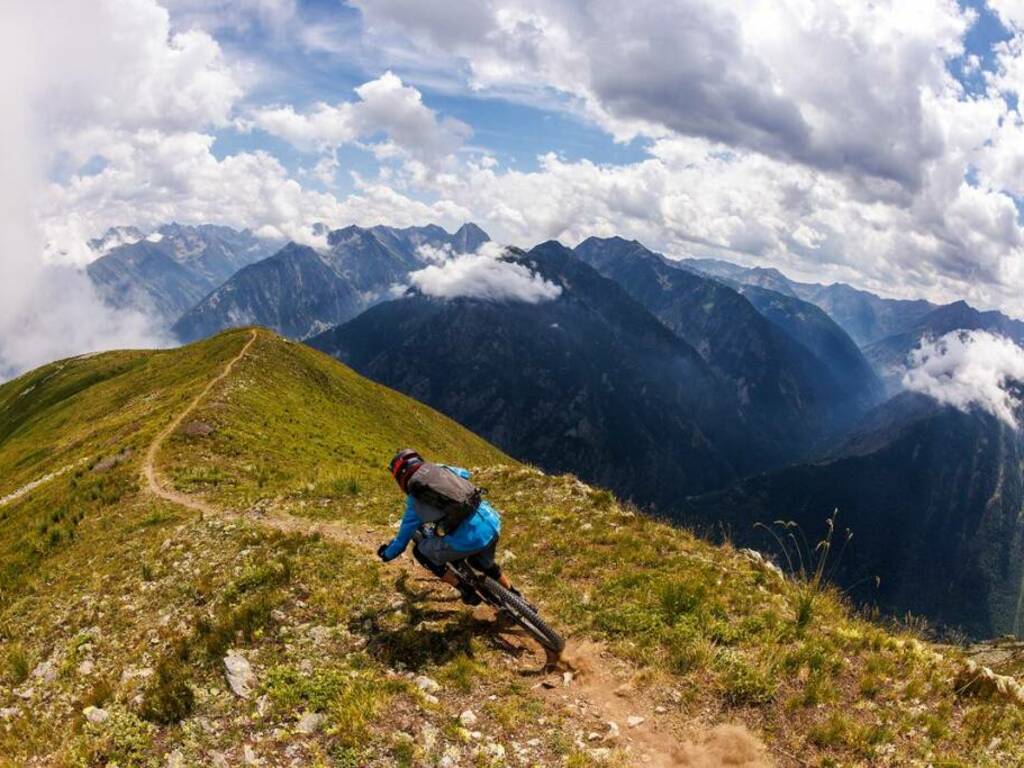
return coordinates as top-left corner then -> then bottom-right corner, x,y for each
377,544 -> 392,562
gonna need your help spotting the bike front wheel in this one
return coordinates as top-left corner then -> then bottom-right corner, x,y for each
481,578 -> 565,655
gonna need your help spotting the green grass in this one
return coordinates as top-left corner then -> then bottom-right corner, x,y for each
0,329 -> 1022,767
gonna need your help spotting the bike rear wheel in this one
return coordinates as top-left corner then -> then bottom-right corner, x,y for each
481,578 -> 565,655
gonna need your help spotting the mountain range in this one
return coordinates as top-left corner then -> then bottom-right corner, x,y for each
87,223 -> 278,323
683,256 -> 939,347
173,223 -> 489,341
574,237 -> 883,454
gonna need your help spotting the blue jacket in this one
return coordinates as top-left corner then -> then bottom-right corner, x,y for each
381,466 -> 500,561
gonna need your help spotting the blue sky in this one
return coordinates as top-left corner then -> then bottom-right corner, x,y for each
205,0 -> 653,185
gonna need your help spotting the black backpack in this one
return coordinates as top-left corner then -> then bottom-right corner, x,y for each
407,463 -> 483,533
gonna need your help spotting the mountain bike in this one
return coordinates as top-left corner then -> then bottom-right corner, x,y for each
413,529 -> 565,661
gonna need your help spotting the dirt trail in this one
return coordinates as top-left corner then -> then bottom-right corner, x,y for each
139,329 -> 774,767
142,331 -> 257,515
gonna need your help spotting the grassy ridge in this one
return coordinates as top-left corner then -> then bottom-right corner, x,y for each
0,329 -> 1021,766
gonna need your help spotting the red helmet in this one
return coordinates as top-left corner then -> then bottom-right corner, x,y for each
389,448 -> 424,492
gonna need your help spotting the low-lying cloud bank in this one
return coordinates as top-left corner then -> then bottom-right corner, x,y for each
408,243 -> 563,304
0,1 -> 171,381
903,330 -> 1024,427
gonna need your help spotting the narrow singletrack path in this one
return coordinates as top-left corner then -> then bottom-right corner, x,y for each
138,328 -> 773,768
142,330 -> 257,515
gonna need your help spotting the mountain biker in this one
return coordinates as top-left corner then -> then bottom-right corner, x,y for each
377,448 -> 516,605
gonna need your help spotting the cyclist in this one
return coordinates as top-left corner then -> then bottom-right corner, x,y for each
377,448 -> 515,605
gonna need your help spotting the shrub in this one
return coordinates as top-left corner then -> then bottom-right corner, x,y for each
141,656 -> 195,724
4,643 -> 30,685
716,650 -> 778,706
659,580 -> 706,624
82,708 -> 155,767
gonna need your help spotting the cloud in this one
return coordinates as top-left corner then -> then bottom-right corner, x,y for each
162,0 -> 298,33
0,1 -> 176,380
353,0 -> 971,189
405,135 -> 1024,314
408,242 -> 562,303
902,330 -> 1024,427
39,129 -> 472,264
248,72 -> 470,166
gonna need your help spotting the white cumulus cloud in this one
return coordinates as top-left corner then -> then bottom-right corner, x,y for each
408,242 -> 562,303
902,330 -> 1024,427
248,71 -> 470,167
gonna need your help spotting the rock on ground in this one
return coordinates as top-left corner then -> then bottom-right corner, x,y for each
82,706 -> 109,724
296,712 -> 324,734
224,652 -> 256,698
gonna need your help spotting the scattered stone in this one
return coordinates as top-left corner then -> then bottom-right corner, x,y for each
588,732 -> 602,741
224,652 -> 256,699
420,723 -> 439,752
209,752 -> 229,768
459,709 -> 478,727
605,721 -> 620,741
255,694 -> 271,718
77,659 -> 95,676
627,715 -> 645,728
83,706 -> 109,724
32,660 -> 57,684
166,750 -> 186,768
307,625 -> 331,644
422,693 -> 440,706
654,705 -> 667,714
562,671 -> 574,687
589,747 -> 613,762
0,707 -> 19,720
415,675 -> 441,693
121,666 -> 154,682
483,742 -> 506,760
296,712 -> 324,735
16,687 -> 34,700
527,738 -> 541,747
92,449 -> 132,473
182,420 -> 214,437
243,744 -> 259,765
739,548 -> 784,579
